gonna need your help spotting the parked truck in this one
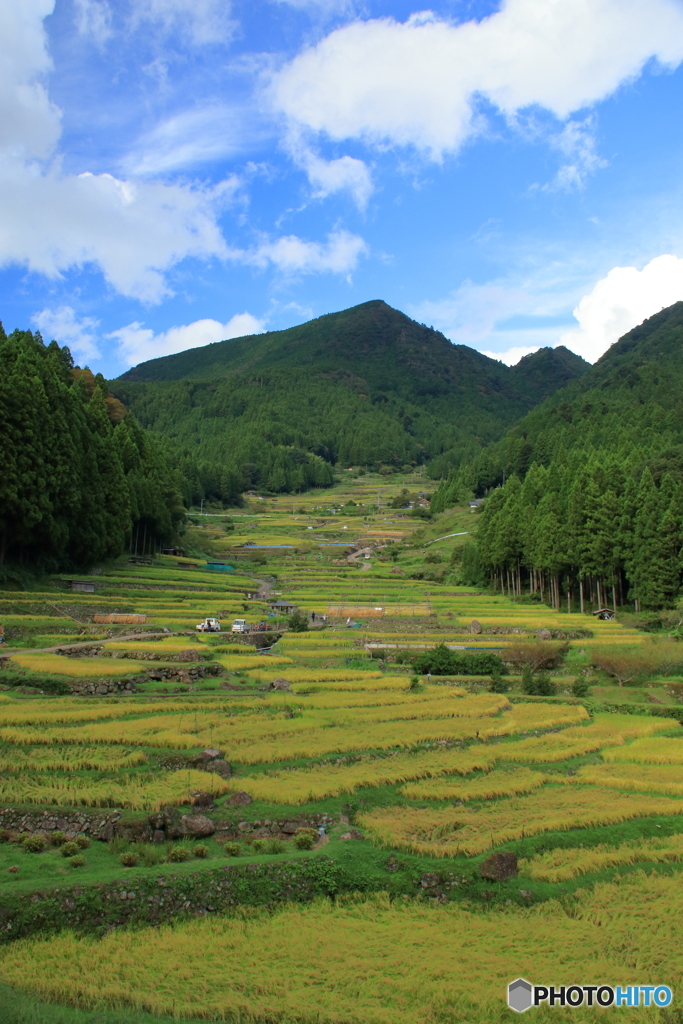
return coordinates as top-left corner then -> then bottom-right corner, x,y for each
196,617 -> 221,633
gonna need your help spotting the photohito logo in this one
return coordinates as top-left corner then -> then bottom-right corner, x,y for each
507,979 -> 673,1012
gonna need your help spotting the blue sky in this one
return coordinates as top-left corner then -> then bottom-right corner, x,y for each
4,0 -> 683,377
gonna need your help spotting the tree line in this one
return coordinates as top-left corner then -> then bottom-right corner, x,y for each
0,326 -> 185,571
467,455 -> 683,610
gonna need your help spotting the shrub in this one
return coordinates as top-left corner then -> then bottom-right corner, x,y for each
288,610 -> 309,633
572,678 -> 592,698
61,842 -> 80,857
194,844 -> 209,859
408,676 -> 420,691
223,842 -> 241,856
22,834 -> 47,853
262,839 -> 285,855
49,831 -> 67,847
413,644 -> 505,677
168,846 -> 191,862
522,667 -> 556,696
75,835 -> 90,849
250,839 -> 265,853
69,855 -> 86,868
0,829 -> 11,843
489,672 -> 511,693
120,852 -> 139,867
294,830 -> 317,850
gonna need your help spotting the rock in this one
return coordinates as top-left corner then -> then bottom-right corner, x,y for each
226,791 -> 253,807
199,748 -> 222,761
470,620 -> 482,634
191,792 -> 214,809
537,628 -> 552,641
339,829 -> 364,840
205,759 -> 232,778
175,814 -> 215,838
480,852 -> 518,881
152,830 -> 166,844
237,821 -> 253,832
419,872 -> 441,888
385,854 -> 400,873
176,649 -> 200,662
281,821 -> 300,834
268,677 -> 291,691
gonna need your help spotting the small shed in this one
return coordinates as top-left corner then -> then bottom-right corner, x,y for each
67,580 -> 95,593
270,600 -> 298,615
592,608 -> 616,620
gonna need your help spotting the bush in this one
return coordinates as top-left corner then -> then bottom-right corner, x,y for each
120,852 -> 139,867
194,844 -> 209,858
250,839 -> 265,853
414,644 -> 505,677
0,829 -> 11,843
489,672 -> 511,693
22,834 -> 47,853
571,678 -> 592,698
408,676 -> 420,691
69,855 -> 86,867
262,839 -> 285,855
294,830 -> 317,850
75,835 -> 90,849
61,842 -> 80,857
168,846 -> 191,862
223,842 -> 241,857
288,610 -> 309,633
521,667 -> 556,696
49,831 -> 67,847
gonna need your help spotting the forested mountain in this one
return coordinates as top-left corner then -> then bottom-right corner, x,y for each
436,301 -> 683,610
0,326 -> 185,571
113,300 -> 588,494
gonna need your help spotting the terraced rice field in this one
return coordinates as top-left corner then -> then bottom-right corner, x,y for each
1,476 -> 683,1022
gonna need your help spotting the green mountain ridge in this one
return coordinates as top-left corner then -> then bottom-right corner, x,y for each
112,300 -> 589,492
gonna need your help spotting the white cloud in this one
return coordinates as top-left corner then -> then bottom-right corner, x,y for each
559,254 -> 683,362
285,129 -> 373,209
74,0 -> 113,46
110,312 -> 266,367
0,165 -> 236,303
545,116 -> 608,191
246,228 -> 367,276
123,104 -> 272,176
129,0 -> 235,45
410,280 -> 531,344
0,0 -> 60,160
481,345 -> 540,366
32,305 -> 101,362
270,0 -> 683,161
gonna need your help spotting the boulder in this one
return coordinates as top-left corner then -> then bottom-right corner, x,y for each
200,748 -> 222,760
419,872 -> 441,888
152,829 -> 166,844
191,791 -> 214,808
268,677 -> 291,691
537,628 -> 552,641
176,649 -> 200,662
480,852 -> 518,881
205,759 -> 232,778
470,620 -> 482,634
339,829 -> 364,841
226,791 -> 253,807
281,821 -> 300,834
175,814 -> 215,838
